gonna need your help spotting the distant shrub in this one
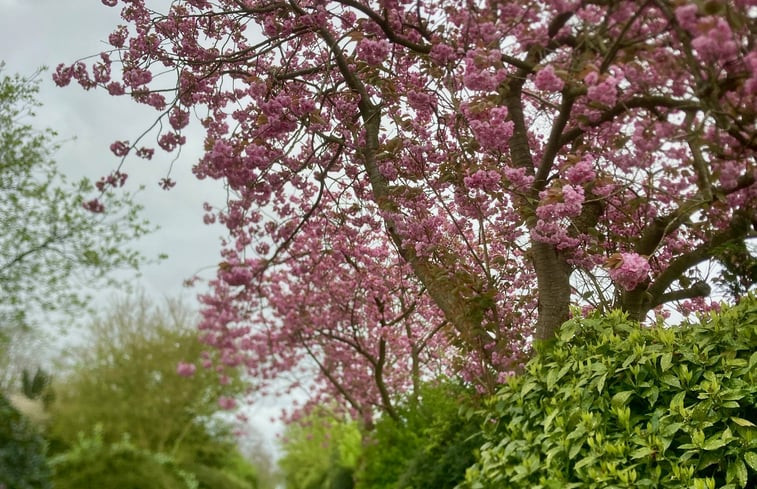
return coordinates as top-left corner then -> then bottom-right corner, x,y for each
464,297 -> 757,489
357,382 -> 481,489
0,393 -> 51,489
50,427 -> 197,489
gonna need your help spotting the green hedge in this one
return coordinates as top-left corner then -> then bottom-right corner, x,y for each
0,393 -> 51,489
357,382 -> 481,489
50,428 -> 197,489
464,297 -> 757,489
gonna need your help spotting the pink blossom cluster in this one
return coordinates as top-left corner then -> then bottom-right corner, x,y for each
744,52 -> 757,95
608,252 -> 651,291
531,220 -> 580,250
176,362 -> 197,377
158,132 -> 186,152
429,42 -> 456,65
464,169 -> 501,192
502,165 -> 535,190
584,71 -> 619,107
95,170 -> 128,191
534,64 -> 564,92
691,18 -> 739,63
565,157 -> 596,185
82,199 -> 105,214
109,140 -> 130,157
463,49 -> 508,91
357,38 -> 391,65
536,184 -> 585,220
463,105 -> 513,153
122,67 -> 153,87
168,107 -> 190,130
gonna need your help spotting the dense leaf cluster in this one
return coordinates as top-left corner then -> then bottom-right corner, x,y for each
50,428 -> 197,489
0,393 -> 51,489
357,383 -> 480,489
465,297 -> 757,489
46,296 -> 263,489
278,383 -> 481,489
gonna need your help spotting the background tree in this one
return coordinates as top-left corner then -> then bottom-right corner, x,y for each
48,294 -> 263,489
355,382 -> 481,489
278,408 -> 362,489
0,64 -> 154,379
57,0 -> 757,414
0,392 -> 52,489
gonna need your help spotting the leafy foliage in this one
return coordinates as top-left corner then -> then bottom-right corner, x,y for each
0,65 -> 153,340
279,409 -> 362,489
48,295 -> 240,454
50,427 -> 197,489
47,295 -> 261,488
465,297 -> 757,489
0,393 -> 51,489
357,382 -> 481,489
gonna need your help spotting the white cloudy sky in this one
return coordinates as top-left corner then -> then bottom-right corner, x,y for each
0,0 -> 286,457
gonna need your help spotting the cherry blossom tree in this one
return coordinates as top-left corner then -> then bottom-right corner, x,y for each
56,0 -> 756,417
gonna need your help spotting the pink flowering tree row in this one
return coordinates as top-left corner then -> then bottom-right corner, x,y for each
57,0 -> 756,418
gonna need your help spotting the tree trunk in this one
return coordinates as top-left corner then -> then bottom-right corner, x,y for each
532,242 -> 572,342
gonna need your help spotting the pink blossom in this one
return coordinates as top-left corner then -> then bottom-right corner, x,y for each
534,65 -> 564,92
357,39 -> 390,65
608,253 -> 650,291
52,64 -> 73,87
109,140 -> 130,157
108,26 -> 128,47
674,4 -> 699,32
123,67 -> 152,87
691,18 -> 739,63
586,75 -> 618,106
158,132 -> 186,152
429,42 -> 456,65
102,0 -> 118,6
106,82 -> 125,95
176,362 -> 197,377
83,199 -> 105,214
136,147 -> 155,159
565,157 -> 595,185
463,50 -> 508,91
218,396 -> 237,410
464,169 -> 500,192
466,106 -> 513,152
536,184 -> 584,220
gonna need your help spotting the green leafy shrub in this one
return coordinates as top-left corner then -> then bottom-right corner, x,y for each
465,297 -> 757,489
50,427 -> 197,489
0,393 -> 51,489
279,409 -> 362,489
357,382 -> 481,489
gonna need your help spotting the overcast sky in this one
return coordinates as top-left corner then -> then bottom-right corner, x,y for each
1,0 -> 286,458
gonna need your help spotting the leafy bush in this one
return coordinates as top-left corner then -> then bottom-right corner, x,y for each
279,409 -> 362,489
357,382 -> 481,489
0,393 -> 51,489
465,297 -> 757,489
50,428 -> 197,489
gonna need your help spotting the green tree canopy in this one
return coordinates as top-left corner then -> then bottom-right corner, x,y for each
49,295 -> 241,458
0,64 -> 153,344
279,409 -> 362,489
47,295 -> 262,488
